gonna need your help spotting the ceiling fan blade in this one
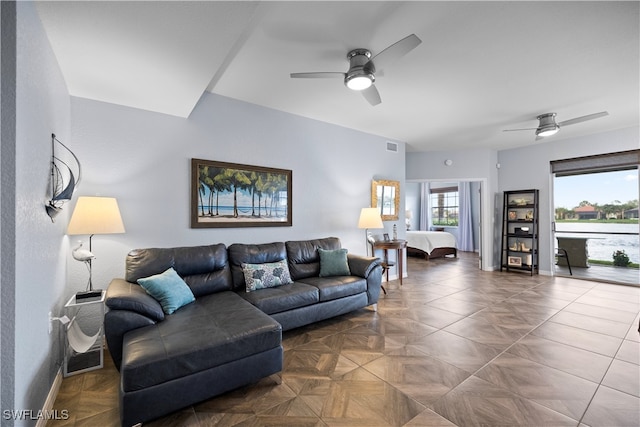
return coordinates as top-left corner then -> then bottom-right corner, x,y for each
290,72 -> 345,79
502,128 -> 538,132
368,34 -> 422,72
362,85 -> 381,106
557,111 -> 608,127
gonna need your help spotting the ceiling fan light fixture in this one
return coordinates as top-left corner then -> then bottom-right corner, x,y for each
535,112 -> 559,137
536,126 -> 559,137
345,73 -> 374,91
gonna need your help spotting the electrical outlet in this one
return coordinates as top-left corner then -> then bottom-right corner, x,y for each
48,311 -> 52,334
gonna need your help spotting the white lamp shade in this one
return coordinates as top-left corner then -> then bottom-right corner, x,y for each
67,196 -> 125,235
358,207 -> 384,229
405,210 -> 413,219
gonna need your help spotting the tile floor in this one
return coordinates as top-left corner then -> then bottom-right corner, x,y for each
49,252 -> 640,426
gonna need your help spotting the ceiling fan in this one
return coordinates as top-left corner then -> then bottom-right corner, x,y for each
290,34 -> 422,106
503,111 -> 609,140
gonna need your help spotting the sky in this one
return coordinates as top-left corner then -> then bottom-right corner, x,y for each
554,169 -> 639,209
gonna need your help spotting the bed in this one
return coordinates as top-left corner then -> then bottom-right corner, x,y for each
406,230 -> 457,260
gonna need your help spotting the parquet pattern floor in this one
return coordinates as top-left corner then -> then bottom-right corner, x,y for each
49,252 -> 640,426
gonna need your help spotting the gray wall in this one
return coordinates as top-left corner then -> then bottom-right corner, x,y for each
5,2 -> 72,425
1,2 -> 18,423
405,182 -> 420,231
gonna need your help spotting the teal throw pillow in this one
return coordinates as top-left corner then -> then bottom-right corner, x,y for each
137,267 -> 195,315
242,259 -> 293,292
318,248 -> 351,277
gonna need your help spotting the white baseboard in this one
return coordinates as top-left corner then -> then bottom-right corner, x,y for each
36,368 -> 63,427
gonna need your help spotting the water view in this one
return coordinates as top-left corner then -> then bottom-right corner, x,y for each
555,222 -> 639,264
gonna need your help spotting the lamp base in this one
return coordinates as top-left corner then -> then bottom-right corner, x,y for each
76,289 -> 102,301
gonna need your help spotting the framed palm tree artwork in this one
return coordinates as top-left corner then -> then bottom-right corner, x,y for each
191,158 -> 292,228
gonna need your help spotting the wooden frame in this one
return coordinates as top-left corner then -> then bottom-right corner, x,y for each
191,158 -> 292,228
371,179 -> 400,221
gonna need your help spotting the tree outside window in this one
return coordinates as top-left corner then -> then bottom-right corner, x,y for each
431,187 -> 459,226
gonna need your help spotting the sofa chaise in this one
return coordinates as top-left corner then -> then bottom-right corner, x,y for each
104,237 -> 383,426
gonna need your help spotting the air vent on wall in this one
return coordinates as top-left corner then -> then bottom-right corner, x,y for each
386,141 -> 398,153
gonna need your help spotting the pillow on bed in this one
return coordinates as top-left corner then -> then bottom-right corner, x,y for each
242,259 -> 293,292
318,248 -> 351,277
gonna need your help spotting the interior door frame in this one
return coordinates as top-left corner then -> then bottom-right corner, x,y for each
406,178 -> 490,271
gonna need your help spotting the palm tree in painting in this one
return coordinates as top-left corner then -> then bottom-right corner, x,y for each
247,171 -> 267,217
259,173 -> 287,217
198,166 -> 212,217
210,168 -> 231,216
253,173 -> 268,217
224,168 -> 251,218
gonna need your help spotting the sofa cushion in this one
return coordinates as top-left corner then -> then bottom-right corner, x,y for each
137,268 -> 196,315
242,260 -> 293,292
297,276 -> 367,302
228,242 -> 288,291
318,248 -> 351,277
121,291 -> 281,392
239,282 -> 319,314
126,244 -> 232,297
286,237 -> 342,280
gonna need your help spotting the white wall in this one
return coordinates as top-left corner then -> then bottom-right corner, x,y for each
11,1 -> 71,424
68,93 -> 406,289
497,126 -> 640,274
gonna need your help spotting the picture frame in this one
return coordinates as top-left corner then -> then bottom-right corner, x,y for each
508,256 -> 522,267
191,158 -> 292,228
383,233 -> 390,241
508,211 -> 517,220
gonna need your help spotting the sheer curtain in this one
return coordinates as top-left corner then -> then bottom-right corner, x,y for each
419,182 -> 431,230
458,181 -> 474,251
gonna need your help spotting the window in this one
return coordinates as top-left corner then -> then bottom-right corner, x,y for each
431,186 -> 459,226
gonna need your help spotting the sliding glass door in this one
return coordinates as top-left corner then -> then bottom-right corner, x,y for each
552,151 -> 639,285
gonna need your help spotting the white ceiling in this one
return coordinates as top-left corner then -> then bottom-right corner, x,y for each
36,1 -> 639,152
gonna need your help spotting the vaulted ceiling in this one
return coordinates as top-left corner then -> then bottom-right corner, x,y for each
36,1 -> 639,152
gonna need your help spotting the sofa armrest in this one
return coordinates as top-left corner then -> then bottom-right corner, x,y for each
105,278 -> 165,322
347,254 -> 383,305
347,254 -> 381,278
104,310 -> 156,371
105,279 -> 165,370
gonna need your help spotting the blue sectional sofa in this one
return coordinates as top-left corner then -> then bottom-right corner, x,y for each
104,237 -> 383,426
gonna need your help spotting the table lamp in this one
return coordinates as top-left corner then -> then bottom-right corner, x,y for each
358,207 -> 384,256
67,196 -> 125,300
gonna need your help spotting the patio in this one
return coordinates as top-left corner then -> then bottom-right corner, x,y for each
555,263 -> 639,286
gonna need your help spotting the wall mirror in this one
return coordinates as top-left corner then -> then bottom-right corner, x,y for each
371,179 -> 400,221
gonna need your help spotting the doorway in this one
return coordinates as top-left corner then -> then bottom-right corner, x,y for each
553,168 -> 639,285
405,179 -> 487,270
